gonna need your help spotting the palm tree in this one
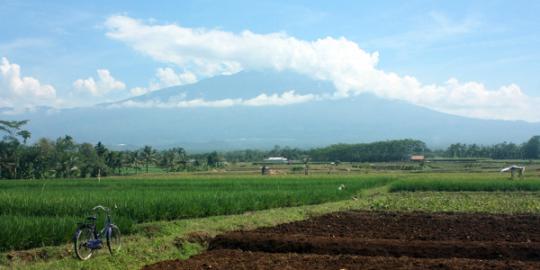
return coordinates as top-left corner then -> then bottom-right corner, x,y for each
0,120 -> 28,137
141,146 -> 156,173
56,154 -> 79,178
161,151 -> 173,172
159,147 -> 187,172
106,151 -> 123,175
121,151 -> 134,174
0,139 -> 19,178
126,151 -> 142,174
16,130 -> 31,144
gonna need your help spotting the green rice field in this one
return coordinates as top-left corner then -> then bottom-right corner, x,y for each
0,175 -> 391,251
3,172 -> 540,254
389,173 -> 540,192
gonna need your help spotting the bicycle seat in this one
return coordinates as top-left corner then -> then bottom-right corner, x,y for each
86,216 -> 97,221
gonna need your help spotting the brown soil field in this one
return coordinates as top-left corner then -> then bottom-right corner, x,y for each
143,211 -> 540,270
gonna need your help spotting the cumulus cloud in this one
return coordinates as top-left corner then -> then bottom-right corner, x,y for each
129,86 -> 148,96
105,15 -> 540,122
109,90 -> 317,109
130,67 -> 198,96
0,57 -> 56,109
73,69 -> 126,96
155,68 -> 197,87
243,91 -> 318,106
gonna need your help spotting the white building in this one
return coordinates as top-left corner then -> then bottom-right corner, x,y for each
263,157 -> 288,163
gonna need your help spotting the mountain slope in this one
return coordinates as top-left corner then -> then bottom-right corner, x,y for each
121,70 -> 334,102
8,71 -> 540,151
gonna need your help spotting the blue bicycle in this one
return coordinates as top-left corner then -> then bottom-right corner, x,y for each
73,205 -> 121,260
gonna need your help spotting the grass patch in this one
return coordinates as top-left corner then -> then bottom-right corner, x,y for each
389,173 -> 540,192
370,192 -> 540,213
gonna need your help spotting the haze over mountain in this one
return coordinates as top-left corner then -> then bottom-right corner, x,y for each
7,71 -> 540,151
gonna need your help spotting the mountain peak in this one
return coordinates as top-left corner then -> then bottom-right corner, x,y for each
125,70 -> 335,103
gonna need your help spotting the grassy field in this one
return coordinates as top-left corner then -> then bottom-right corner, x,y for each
389,173 -> 540,192
0,175 -> 392,251
370,192 -> 540,213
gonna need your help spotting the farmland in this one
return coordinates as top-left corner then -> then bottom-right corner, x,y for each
148,211 -> 540,269
0,175 -> 391,251
1,164 -> 540,269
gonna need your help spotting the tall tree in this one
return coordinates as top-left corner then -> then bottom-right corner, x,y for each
206,151 -> 221,167
0,120 -> 30,178
524,136 -> 540,159
16,130 -> 31,144
141,145 -> 156,173
0,139 -> 20,178
95,142 -> 108,158
0,120 -> 29,139
106,151 -> 123,174
54,136 -> 77,178
78,143 -> 98,177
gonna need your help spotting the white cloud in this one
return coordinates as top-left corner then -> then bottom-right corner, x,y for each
243,91 -> 318,106
73,69 -> 126,96
129,67 -> 198,96
129,86 -> 148,96
109,90 -> 316,109
105,15 -> 540,122
0,57 -> 56,109
155,68 -> 197,88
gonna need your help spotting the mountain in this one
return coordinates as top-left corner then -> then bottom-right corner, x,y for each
121,70 -> 334,102
6,71 -> 540,151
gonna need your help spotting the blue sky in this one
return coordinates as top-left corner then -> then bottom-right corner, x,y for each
1,0 -> 539,121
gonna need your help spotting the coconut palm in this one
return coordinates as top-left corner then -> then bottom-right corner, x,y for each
141,146 -> 157,173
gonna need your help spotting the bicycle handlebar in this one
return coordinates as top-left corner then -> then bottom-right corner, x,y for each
92,205 -> 110,212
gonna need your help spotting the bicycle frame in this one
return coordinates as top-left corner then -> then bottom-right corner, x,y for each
74,205 -> 121,260
80,207 -> 114,250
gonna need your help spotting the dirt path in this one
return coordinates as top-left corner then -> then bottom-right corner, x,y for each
143,211 -> 540,269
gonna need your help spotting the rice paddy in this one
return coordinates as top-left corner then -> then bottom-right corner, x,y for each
0,175 -> 391,251
389,173 -> 540,192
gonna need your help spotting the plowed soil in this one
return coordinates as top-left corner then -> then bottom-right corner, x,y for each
143,211 -> 540,269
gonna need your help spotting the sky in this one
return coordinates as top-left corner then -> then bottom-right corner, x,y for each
1,0 -> 540,121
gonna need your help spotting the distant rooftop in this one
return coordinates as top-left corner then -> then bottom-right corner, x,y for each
265,157 -> 288,161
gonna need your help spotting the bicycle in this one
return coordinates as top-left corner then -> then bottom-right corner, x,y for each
73,205 -> 121,260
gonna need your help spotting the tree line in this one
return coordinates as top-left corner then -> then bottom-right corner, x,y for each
0,120 -> 221,179
0,120 -> 539,179
221,140 -> 428,163
308,139 -> 427,162
443,136 -> 540,160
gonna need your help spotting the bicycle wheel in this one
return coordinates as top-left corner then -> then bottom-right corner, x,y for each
106,224 -> 121,254
73,226 -> 95,260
